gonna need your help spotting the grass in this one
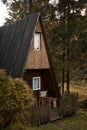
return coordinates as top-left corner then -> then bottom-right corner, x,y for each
70,82 -> 87,101
63,82 -> 87,102
25,109 -> 87,130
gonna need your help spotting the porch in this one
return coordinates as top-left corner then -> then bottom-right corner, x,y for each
29,92 -> 78,126
29,96 -> 61,125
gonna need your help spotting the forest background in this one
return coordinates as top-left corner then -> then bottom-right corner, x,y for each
2,0 -> 87,84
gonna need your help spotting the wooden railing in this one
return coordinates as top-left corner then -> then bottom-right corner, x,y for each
60,92 -> 79,116
28,93 -> 78,125
29,97 -> 61,125
29,103 -> 50,125
41,96 -> 58,108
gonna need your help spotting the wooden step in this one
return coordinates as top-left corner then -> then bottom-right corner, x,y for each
50,115 -> 62,121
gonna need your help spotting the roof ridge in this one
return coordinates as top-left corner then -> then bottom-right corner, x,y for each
0,12 -> 41,28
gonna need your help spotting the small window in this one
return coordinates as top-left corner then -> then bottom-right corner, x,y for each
34,32 -> 40,51
33,77 -> 41,90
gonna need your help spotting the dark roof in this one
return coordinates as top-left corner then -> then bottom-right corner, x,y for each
0,13 -> 40,77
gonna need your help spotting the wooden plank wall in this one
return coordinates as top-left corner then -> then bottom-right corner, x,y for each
24,20 -> 50,70
23,69 -> 58,98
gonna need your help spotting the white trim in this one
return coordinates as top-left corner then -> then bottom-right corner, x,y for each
34,32 -> 40,51
33,77 -> 41,90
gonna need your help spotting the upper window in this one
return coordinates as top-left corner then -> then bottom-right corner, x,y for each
33,77 -> 41,90
34,32 -> 41,51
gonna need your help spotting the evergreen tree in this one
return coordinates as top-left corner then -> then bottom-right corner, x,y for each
55,0 -> 87,93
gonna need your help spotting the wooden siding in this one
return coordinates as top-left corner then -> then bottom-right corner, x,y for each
24,21 -> 50,69
23,69 -> 59,99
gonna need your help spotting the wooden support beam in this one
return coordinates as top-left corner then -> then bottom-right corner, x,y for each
41,97 -> 58,108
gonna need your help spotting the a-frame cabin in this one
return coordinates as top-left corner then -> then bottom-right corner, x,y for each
0,13 -> 61,111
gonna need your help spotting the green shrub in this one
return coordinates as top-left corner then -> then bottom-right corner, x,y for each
0,69 -> 35,129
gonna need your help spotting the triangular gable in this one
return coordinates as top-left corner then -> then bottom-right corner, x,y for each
24,18 -> 50,69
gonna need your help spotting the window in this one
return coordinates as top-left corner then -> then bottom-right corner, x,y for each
33,77 -> 41,90
34,32 -> 41,51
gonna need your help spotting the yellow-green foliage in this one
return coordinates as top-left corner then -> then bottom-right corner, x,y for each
0,69 -> 35,129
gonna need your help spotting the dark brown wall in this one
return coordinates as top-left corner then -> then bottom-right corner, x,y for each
23,69 -> 44,101
23,69 -> 58,99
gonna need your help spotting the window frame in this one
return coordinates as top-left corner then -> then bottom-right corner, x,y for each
34,32 -> 41,51
32,77 -> 41,90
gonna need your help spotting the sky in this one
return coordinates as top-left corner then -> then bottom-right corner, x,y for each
0,0 -> 58,26
0,0 -> 8,26
0,0 -> 85,26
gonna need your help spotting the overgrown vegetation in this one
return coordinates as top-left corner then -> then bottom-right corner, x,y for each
0,69 -> 35,130
70,82 -> 87,102
70,82 -> 87,109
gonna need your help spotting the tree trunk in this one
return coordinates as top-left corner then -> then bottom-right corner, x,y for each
66,0 -> 70,93
62,49 -> 65,95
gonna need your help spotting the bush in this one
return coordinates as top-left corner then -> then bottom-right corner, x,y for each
0,69 -> 35,129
